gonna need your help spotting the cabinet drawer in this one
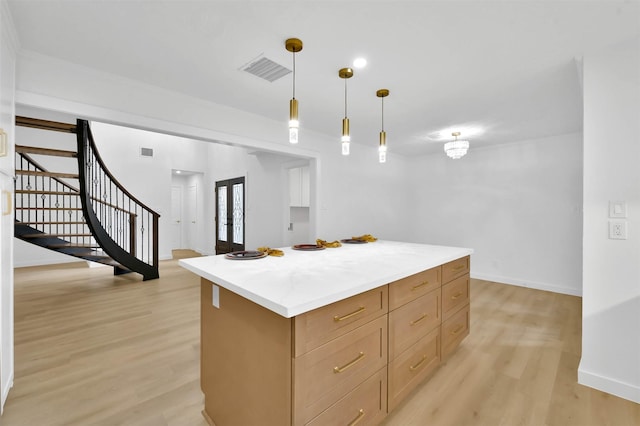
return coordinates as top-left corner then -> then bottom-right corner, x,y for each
294,286 -> 388,356
441,274 -> 469,321
442,303 -> 470,359
305,367 -> 387,426
388,327 -> 440,412
389,288 -> 440,360
389,266 -> 441,310
293,315 -> 388,425
442,256 -> 470,283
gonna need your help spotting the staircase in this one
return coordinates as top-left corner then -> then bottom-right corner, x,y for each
14,117 -> 160,280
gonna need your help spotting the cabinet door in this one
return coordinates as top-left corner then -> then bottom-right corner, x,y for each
300,166 -> 310,206
289,166 -> 310,207
289,167 -> 302,206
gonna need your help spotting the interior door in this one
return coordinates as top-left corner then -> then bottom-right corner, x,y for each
170,185 -> 183,249
186,184 -> 197,250
215,177 -> 245,254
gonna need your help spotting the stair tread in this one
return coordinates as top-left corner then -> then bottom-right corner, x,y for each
15,145 -> 77,158
22,233 -> 92,238
48,243 -> 101,248
16,190 -> 80,195
16,170 -> 79,179
15,207 -> 83,210
16,117 -> 77,133
18,221 -> 86,225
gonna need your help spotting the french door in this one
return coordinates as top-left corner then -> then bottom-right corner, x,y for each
215,177 -> 245,254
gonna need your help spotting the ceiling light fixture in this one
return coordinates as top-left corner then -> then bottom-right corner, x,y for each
339,67 -> 354,156
285,38 -> 303,144
444,132 -> 469,159
353,57 -> 367,69
377,89 -> 389,163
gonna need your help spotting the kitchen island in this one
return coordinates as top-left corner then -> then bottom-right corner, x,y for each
180,240 -> 472,426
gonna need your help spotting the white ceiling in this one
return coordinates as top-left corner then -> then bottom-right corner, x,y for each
7,1 -> 640,156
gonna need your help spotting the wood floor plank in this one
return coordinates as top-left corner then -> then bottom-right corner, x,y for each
1,259 -> 638,425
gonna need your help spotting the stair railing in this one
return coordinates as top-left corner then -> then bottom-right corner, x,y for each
14,152 -> 100,253
76,119 -> 160,280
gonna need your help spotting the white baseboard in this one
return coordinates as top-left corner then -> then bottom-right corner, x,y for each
1,370 -> 14,415
14,257 -> 82,268
470,272 -> 582,297
578,366 -> 640,403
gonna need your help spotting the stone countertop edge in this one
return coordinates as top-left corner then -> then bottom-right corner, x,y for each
179,240 -> 473,318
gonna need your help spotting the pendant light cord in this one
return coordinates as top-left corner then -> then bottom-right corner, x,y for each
381,96 -> 385,131
344,78 -> 348,118
292,50 -> 296,99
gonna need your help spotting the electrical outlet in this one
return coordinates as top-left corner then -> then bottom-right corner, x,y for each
609,220 -> 628,240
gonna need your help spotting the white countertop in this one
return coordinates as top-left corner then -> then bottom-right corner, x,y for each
179,240 -> 473,318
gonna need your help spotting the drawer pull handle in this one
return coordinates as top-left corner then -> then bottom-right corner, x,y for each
451,292 -> 463,300
450,325 -> 464,335
2,191 -> 11,216
334,352 -> 365,373
451,265 -> 466,272
411,280 -> 429,290
409,354 -> 428,371
347,409 -> 365,426
334,306 -> 365,322
410,313 -> 428,326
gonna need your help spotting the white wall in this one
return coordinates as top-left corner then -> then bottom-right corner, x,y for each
15,52 -> 413,253
579,37 -> 640,403
407,133 -> 584,296
89,121 -> 211,260
0,0 -> 17,412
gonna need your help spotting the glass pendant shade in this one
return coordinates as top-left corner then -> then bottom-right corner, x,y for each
289,98 -> 299,144
379,131 -> 387,163
341,117 -> 350,155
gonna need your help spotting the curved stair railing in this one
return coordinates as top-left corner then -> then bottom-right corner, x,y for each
76,119 -> 159,280
14,152 -> 106,258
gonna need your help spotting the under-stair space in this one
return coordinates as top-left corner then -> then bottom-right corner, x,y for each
14,117 -> 160,280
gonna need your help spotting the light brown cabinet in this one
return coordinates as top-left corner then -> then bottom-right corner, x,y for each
200,256 -> 470,425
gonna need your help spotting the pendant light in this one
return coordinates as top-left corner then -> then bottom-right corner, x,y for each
376,89 -> 389,163
444,132 -> 469,159
285,38 -> 303,144
339,68 -> 354,155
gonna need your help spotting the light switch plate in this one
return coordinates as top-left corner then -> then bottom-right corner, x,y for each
609,201 -> 627,218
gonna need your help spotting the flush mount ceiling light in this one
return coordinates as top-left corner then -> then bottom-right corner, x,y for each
285,38 -> 303,144
444,132 -> 470,159
377,89 -> 389,163
339,67 -> 354,156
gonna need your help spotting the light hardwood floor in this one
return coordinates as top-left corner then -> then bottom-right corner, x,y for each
2,253 -> 638,426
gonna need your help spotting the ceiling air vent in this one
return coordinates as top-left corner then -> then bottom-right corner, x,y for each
241,56 -> 291,82
140,147 -> 154,157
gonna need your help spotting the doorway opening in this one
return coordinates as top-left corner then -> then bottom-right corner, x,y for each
170,170 -> 203,252
215,177 -> 245,255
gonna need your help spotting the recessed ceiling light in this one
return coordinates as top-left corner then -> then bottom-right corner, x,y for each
353,57 -> 367,69
175,170 -> 181,174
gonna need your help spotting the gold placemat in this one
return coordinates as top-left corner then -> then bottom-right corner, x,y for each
351,234 -> 378,242
257,246 -> 285,257
316,238 -> 342,248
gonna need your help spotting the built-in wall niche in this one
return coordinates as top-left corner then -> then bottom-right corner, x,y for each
289,166 -> 309,207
